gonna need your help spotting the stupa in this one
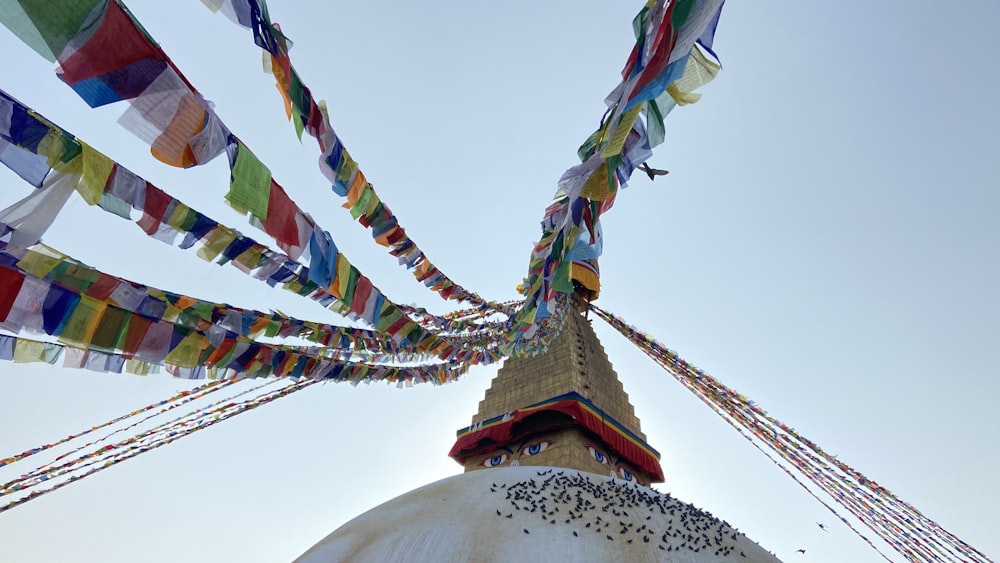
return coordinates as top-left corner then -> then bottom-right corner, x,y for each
296,298 -> 781,561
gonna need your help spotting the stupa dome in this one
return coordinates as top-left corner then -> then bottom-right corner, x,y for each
295,465 -> 780,562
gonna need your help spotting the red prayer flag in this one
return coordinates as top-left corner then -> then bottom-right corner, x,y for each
260,180 -> 300,248
136,183 -> 170,235
0,266 -> 26,322
57,2 -> 165,90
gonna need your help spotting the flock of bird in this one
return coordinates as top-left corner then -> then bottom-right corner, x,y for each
489,468 -> 767,558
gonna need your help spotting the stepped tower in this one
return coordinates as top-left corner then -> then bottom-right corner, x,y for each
296,302 -> 781,562
449,300 -> 664,485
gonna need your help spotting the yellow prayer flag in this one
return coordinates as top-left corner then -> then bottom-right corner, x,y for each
600,105 -> 643,159
197,227 -> 238,262
17,245 -> 66,278
580,162 -> 614,202
125,358 -> 152,376
13,339 -> 47,363
336,254 -> 351,299
165,202 -> 194,231
58,294 -> 107,346
235,246 -> 262,271
37,129 -> 79,174
160,303 -> 182,323
164,331 -> 209,369
667,46 -> 721,106
283,277 -> 304,294
77,141 -> 115,205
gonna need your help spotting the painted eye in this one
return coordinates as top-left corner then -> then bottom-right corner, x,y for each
481,454 -> 509,468
521,440 -> 553,457
619,467 -> 635,482
586,446 -> 609,465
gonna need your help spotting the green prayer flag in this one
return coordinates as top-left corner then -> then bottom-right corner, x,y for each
376,303 -> 403,333
90,305 -> 129,352
0,0 -> 104,62
350,185 -> 373,220
551,260 -> 575,293
226,140 -> 271,219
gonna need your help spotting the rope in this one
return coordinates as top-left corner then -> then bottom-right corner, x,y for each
0,377 -> 315,513
591,303 -> 991,563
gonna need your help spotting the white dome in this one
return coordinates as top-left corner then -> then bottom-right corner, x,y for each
296,466 -> 781,562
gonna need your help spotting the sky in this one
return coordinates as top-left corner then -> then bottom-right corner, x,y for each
0,1 -> 997,562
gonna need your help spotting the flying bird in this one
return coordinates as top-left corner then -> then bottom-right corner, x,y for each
639,163 -> 669,181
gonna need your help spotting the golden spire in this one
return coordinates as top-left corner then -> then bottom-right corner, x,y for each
450,305 -> 663,484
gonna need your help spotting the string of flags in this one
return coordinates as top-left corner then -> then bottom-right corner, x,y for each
0,379 -> 236,470
0,89 -> 523,364
0,377 -> 315,514
516,0 -> 723,318
590,304 -> 992,563
0,0 -> 728,368
2,3 -> 987,561
0,0 -> 727,351
0,0 -> 492,315
202,0 -> 492,310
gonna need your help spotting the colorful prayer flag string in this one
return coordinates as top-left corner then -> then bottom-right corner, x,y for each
502,0 -> 726,348
590,303 -> 992,563
203,0 -> 491,310
0,379 -> 235,469
0,89 -> 511,359
0,377 -> 315,513
0,0 -> 495,321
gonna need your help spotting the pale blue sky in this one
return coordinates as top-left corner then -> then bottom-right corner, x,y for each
0,2 -> 997,562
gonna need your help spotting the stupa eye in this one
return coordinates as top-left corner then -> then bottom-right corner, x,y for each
586,446 -> 609,465
619,467 -> 635,482
481,454 -> 509,467
520,440 -> 553,457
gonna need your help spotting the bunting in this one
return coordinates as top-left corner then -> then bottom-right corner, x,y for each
0,89 -> 499,359
0,379 -> 237,469
203,0 -> 491,309
0,377 -> 315,513
1,6 -> 987,563
591,304 -> 992,563
0,0 -> 229,167
0,0 -> 492,311
509,0 -> 725,342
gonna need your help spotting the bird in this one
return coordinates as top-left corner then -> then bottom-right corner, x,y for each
640,163 -> 670,180
817,522 -> 829,532
796,549 -> 806,554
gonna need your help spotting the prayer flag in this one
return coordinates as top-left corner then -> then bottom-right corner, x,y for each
0,0 -> 104,62
0,266 -> 25,322
56,1 -> 166,107
226,139 -> 271,219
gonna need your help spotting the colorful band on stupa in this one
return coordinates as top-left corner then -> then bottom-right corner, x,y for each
450,391 -> 664,482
